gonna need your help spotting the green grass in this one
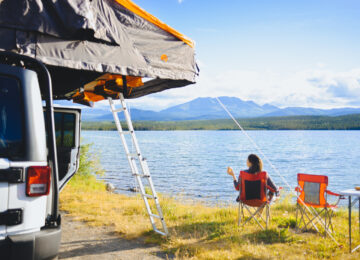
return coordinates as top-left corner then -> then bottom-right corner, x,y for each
59,145 -> 360,259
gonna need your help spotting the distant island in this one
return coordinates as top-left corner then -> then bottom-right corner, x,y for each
82,114 -> 360,131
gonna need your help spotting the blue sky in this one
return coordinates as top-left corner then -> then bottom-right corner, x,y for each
124,1 -> 360,110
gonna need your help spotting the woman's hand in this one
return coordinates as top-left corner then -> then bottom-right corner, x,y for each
227,167 -> 234,176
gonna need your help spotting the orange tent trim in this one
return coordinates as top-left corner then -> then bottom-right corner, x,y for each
84,74 -> 144,92
113,0 -> 195,48
72,73 -> 144,106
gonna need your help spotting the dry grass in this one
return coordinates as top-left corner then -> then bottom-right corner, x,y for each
60,174 -> 360,259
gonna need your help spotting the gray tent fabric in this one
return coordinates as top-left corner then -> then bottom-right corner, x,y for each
0,0 -> 198,99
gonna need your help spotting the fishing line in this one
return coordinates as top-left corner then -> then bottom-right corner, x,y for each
215,96 -> 340,246
215,97 -> 292,191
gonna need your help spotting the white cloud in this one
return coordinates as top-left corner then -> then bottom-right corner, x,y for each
127,67 -> 360,111
177,0 -> 184,4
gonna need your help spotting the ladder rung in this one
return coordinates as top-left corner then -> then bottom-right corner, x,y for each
143,193 -> 156,199
150,213 -> 162,219
127,153 -> 140,157
119,131 -> 131,135
132,173 -> 150,178
153,229 -> 167,236
112,107 -> 125,113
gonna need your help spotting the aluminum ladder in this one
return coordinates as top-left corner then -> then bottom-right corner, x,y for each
108,94 -> 168,236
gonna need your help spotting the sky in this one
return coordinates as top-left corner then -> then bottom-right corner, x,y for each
116,0 -> 360,110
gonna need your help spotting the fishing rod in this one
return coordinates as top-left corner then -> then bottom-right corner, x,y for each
215,96 -> 341,246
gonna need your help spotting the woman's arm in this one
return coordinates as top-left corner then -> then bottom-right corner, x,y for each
228,167 -> 240,191
267,176 -> 279,195
227,167 -> 237,181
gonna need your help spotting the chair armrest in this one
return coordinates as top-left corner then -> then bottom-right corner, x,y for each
295,186 -> 302,192
266,185 -> 276,193
328,194 -> 345,208
276,187 -> 283,196
325,190 -> 340,196
325,190 -> 346,201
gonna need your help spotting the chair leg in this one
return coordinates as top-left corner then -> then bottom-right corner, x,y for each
330,210 -> 335,233
257,208 -> 267,223
325,208 -> 327,237
269,204 -> 271,222
238,202 -> 241,227
296,203 -> 299,231
243,205 -> 265,230
321,208 -> 335,235
326,208 -> 335,234
309,209 -> 325,232
240,203 -> 271,231
311,208 -> 334,235
242,203 -> 245,220
304,209 -> 321,232
296,204 -> 307,231
266,204 -> 270,229
297,205 -> 306,231
298,205 -> 320,233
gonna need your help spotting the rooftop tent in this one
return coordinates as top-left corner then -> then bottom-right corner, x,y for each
0,0 -> 198,100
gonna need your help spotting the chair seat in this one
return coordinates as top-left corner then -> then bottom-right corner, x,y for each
297,200 -> 338,209
241,199 -> 268,207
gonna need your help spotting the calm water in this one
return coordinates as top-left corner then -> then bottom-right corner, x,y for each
82,130 -> 360,205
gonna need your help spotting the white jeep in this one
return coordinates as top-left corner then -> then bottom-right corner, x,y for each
0,52 -> 81,260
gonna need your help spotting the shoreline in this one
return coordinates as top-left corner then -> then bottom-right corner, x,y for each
82,128 -> 360,131
60,172 -> 360,259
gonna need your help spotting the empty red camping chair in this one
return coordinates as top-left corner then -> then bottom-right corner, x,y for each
295,173 -> 344,234
237,171 -> 277,230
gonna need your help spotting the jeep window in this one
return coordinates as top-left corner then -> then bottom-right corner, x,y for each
54,112 -> 75,148
55,112 -> 62,146
0,76 -> 24,158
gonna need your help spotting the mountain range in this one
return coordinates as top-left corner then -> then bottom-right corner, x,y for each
79,96 -> 360,121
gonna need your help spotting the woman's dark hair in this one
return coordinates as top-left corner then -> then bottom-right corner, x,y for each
248,154 -> 263,173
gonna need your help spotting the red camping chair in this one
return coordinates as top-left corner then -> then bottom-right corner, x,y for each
295,173 -> 344,234
236,171 -> 277,230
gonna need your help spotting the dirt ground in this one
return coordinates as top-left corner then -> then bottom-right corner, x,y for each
59,214 -> 171,260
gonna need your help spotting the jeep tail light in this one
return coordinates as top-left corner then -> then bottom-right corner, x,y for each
26,166 -> 51,197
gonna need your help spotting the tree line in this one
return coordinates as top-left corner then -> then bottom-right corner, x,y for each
82,114 -> 360,131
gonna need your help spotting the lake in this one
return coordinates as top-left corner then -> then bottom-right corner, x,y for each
82,130 -> 360,205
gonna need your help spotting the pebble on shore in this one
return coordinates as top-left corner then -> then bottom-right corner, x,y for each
106,183 -> 115,193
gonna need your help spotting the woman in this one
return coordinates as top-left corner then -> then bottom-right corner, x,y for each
227,154 -> 279,200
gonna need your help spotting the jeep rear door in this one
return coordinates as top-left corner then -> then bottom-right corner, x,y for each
53,107 -> 81,191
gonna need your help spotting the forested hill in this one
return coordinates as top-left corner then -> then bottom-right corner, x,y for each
82,114 -> 360,131
80,97 -> 360,121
